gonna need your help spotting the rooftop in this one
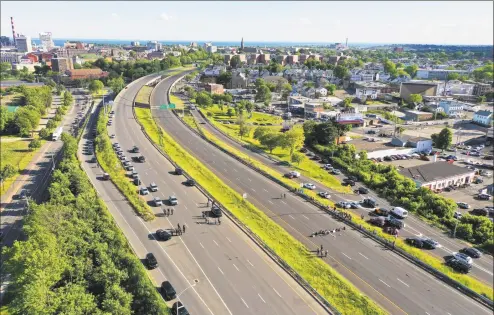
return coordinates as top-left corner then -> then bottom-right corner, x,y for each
354,81 -> 387,88
401,162 -> 474,183
474,110 -> 493,117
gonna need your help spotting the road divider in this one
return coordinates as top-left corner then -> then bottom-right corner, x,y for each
133,103 -> 387,315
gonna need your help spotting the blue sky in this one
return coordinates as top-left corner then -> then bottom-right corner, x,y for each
1,1 -> 493,45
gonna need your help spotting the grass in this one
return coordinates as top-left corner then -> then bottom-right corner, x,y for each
366,109 -> 404,124
0,138 -> 46,196
170,94 -> 185,109
0,92 -> 23,106
0,305 -> 8,315
135,86 -> 153,106
203,105 -> 282,125
78,53 -> 100,60
201,106 -> 351,194
135,106 -> 386,315
95,108 -> 155,221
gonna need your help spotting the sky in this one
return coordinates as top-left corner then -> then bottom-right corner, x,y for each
1,1 -> 493,45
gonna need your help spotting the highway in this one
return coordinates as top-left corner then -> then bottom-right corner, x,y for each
102,74 -> 328,315
186,103 -> 494,287
151,75 -> 493,315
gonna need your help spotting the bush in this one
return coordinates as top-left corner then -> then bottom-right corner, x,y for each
53,113 -> 62,122
28,138 -> 41,150
38,127 -> 50,139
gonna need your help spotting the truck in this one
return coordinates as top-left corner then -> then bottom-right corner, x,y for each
51,127 -> 63,141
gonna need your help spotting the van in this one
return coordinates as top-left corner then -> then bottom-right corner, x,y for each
391,207 -> 408,219
161,281 -> 177,301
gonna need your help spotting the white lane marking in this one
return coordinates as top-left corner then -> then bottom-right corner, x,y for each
184,205 -> 188,209
218,267 -> 224,275
226,237 -> 232,243
224,168 -> 227,172
397,278 -> 409,287
281,200 -> 287,205
247,259 -> 254,267
251,188 -> 256,192
426,312 -> 431,315
288,215 -> 295,220
263,188 -> 268,192
379,279 -> 391,288
200,242 -> 204,249
247,178 -> 252,182
273,287 -> 282,298
233,168 -> 238,172
233,263 -> 240,271
342,253 -> 352,260
268,200 -> 274,204
213,240 -> 219,247
359,252 -> 369,260
302,215 -> 309,220
241,298 -> 249,308
258,293 -> 266,303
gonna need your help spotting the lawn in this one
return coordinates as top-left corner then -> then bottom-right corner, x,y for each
135,106 -> 386,315
78,53 -> 100,60
135,86 -> 153,106
0,93 -> 23,106
170,94 -> 185,109
202,105 -> 282,125
0,137 -> 46,196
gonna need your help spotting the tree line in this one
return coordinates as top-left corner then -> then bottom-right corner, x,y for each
2,133 -> 169,315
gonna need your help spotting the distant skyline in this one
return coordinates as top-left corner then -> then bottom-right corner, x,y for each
1,1 -> 493,45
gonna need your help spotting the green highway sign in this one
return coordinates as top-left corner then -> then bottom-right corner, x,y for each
160,103 -> 177,110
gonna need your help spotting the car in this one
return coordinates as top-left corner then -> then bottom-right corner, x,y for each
90,157 -> 97,163
175,167 -> 183,175
140,187 -> 149,195
357,187 -> 369,194
160,281 -> 177,301
168,195 -> 178,205
323,164 -> 332,170
132,155 -> 146,163
331,169 -> 342,175
126,165 -> 134,172
149,182 -> 158,192
318,191 -> 331,199
453,252 -> 473,265
119,155 -> 127,161
477,193 -> 491,200
421,238 -> 440,249
303,183 -> 316,190
112,142 -> 120,148
470,208 -> 488,216
133,177 -> 141,185
153,197 -> 163,206
19,189 -> 28,200
390,207 -> 408,219
343,179 -> 356,186
185,178 -> 196,186
386,217 -> 405,229
460,247 -> 482,258
446,257 -> 471,273
374,208 -> 389,216
131,146 -> 140,153
131,170 -> 138,178
110,134 -> 115,139
336,201 -> 351,209
102,173 -> 110,180
362,198 -> 378,208
284,171 -> 300,178
145,253 -> 158,269
156,229 -> 171,241
453,211 -> 462,219
299,148 -> 308,153
348,176 -> 358,182
406,237 -> 424,248
172,301 -> 190,315
210,204 -> 222,217
457,202 -> 470,209
369,217 -> 386,227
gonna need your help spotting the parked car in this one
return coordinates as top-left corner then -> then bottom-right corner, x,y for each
390,207 -> 408,219
145,253 -> 158,269
406,237 -> 424,248
323,164 -> 332,170
373,208 -> 389,216
336,201 -> 351,209
460,247 -> 482,258
318,191 -> 331,199
357,187 -> 369,194
470,208 -> 488,216
156,229 -> 171,241
132,155 -> 146,163
457,202 -> 470,209
342,179 -> 356,186
331,169 -> 342,175
303,183 -> 316,190
210,204 -> 222,217
175,167 -> 183,175
369,217 -> 385,227
362,198 -> 378,208
453,211 -> 462,219
140,187 -> 149,195
185,178 -> 196,186
446,257 -> 471,273
421,238 -> 440,249
172,301 -> 190,315
453,252 -> 473,265
160,281 -> 177,301
285,171 -> 301,178
149,182 -> 158,192
386,217 -> 405,229
153,197 -> 163,206
477,193 -> 491,200
102,173 -> 110,180
131,146 -> 140,153
168,195 -> 178,205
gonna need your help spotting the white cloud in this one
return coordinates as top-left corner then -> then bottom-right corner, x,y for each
299,17 -> 312,25
111,13 -> 119,18
159,13 -> 174,21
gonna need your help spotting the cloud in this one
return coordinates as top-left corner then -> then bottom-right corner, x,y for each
111,13 -> 119,18
159,12 -> 174,21
299,17 -> 312,25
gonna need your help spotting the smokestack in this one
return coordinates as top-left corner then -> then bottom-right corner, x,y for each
11,17 -> 16,46
345,37 -> 348,47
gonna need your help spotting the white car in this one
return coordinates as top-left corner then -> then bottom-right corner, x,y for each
318,191 -> 331,199
454,252 -> 473,265
323,164 -> 332,170
303,183 -> 316,190
288,171 -> 301,178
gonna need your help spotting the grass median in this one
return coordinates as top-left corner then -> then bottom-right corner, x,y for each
95,109 -> 155,221
135,106 -> 386,315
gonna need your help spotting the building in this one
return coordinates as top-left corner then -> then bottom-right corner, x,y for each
147,51 -> 166,60
335,112 -> 365,126
287,55 -> 298,65
400,81 -> 445,101
51,57 -> 72,72
258,54 -> 270,64
229,72 -> 248,89
65,68 -> 109,80
39,32 -> 55,51
304,102 -> 324,117
355,81 -> 387,100
15,35 -> 32,53
205,83 -> 224,95
404,110 -> 433,121
438,100 -> 464,117
445,80 -> 474,96
0,36 -> 11,47
0,51 -> 23,64
416,69 -> 469,80
206,45 -> 217,54
131,41 -> 140,46
472,110 -> 493,126
402,162 -> 476,190
472,82 -> 493,96
390,135 -> 432,152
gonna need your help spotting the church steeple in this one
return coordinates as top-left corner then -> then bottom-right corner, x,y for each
241,37 -> 244,50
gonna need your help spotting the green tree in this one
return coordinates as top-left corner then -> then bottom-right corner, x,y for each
39,127 -> 50,139
478,95 -> 486,104
217,71 -> 232,86
431,127 -> 453,151
447,72 -> 460,81
0,106 -> 13,132
46,119 -> 57,130
291,152 -> 304,165
108,76 -> 125,94
409,94 -> 423,104
334,65 -> 349,79
280,127 -> 305,157
384,60 -> 397,76
404,64 -> 418,78
56,84 -> 66,96
227,107 -> 235,117
255,85 -> 272,106
63,91 -> 74,107
28,138 -> 42,150
88,80 -> 104,94
196,91 -> 213,107
1,164 -> 17,184
343,97 -> 352,108
254,126 -> 270,140
238,122 -> 251,139
259,132 -> 281,153
325,83 -> 336,95
281,83 -> 293,101
230,55 -> 241,68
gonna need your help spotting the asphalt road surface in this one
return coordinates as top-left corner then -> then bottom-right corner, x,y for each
150,75 -> 493,315
185,105 -> 494,287
102,74 -> 328,315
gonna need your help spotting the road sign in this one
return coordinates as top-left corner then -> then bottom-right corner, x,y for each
160,103 -> 176,110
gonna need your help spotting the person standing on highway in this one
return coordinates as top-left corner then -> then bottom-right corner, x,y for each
177,223 -> 180,232
171,208 -> 174,215
320,244 -> 323,252
167,208 -> 170,216
325,250 -> 328,257
183,224 -> 186,234
316,248 -> 320,256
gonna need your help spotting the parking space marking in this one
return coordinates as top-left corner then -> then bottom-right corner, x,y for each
226,237 -> 232,243
241,297 -> 249,308
258,293 -> 266,303
302,215 -> 310,220
273,287 -> 282,298
218,267 -> 224,275
247,259 -> 254,267
288,215 -> 295,220
200,242 -> 204,249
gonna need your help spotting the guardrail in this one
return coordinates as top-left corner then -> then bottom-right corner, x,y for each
190,107 -> 494,310
138,82 -> 339,314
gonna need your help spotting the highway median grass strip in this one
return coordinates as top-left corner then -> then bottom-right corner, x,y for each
135,85 -> 153,106
95,109 -> 155,221
135,107 -> 386,315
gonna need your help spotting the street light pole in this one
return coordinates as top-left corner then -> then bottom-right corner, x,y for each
453,219 -> 458,238
175,283 -> 196,315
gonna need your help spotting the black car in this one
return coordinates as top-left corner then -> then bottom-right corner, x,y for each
358,187 -> 369,194
348,176 -> 358,182
161,281 -> 177,301
185,178 -> 196,186
446,257 -> 471,273
156,229 -> 171,241
131,146 -> 140,153
470,208 -> 488,216
175,167 -> 183,175
363,198 -> 378,208
145,253 -> 158,269
421,238 -> 438,249
172,301 -> 190,315
406,238 -> 423,248
133,177 -> 141,185
460,247 -> 482,258
210,205 -> 222,217
343,179 -> 356,186
90,157 -> 97,163
132,155 -> 146,163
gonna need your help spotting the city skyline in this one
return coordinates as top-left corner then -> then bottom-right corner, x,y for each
1,1 -> 493,45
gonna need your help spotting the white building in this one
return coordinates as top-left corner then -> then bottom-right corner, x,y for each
0,51 -> 23,64
15,35 -> 32,53
203,65 -> 226,77
13,61 -> 41,72
315,87 -> 327,97
39,32 -> 55,51
445,80 -> 474,95
206,45 -> 217,54
355,81 -> 387,100
438,100 -> 464,116
473,110 -> 493,126
416,69 -> 469,80
403,162 -> 476,190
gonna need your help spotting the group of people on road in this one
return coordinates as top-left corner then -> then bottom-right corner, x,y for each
316,245 -> 328,258
311,226 -> 346,237
175,223 -> 186,235
202,211 -> 221,225
163,208 -> 174,216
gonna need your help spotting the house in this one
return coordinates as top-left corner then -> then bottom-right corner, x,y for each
65,68 -> 109,80
438,100 -> 464,117
445,80 -> 474,95
203,66 -> 225,77
355,82 -> 387,100
400,81 -> 445,101
404,110 -> 433,121
390,135 -> 411,147
473,110 -> 493,126
391,136 -> 432,152
402,162 -> 476,190
228,72 -> 248,89
205,83 -> 224,95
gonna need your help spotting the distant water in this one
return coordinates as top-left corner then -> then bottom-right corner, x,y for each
31,38 -> 382,48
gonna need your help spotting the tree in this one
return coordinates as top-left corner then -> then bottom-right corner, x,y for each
314,122 -> 338,145
395,126 -> 405,135
409,94 -> 423,104
255,85 -> 272,106
281,83 -> 292,101
238,122 -> 251,139
56,84 -> 66,96
39,127 -> 50,139
325,84 -> 336,95
447,72 -> 460,81
259,132 -> 281,153
108,76 -> 125,94
88,80 -> 104,94
230,55 -> 241,68
227,107 -> 235,117
196,91 -> 213,107
343,97 -> 352,108
254,126 -> 270,140
28,138 -> 42,150
334,65 -> 349,79
280,127 -> 304,157
1,164 -> 17,183
431,127 -> 453,150
291,152 -> 304,165
46,119 -> 57,130
217,71 -> 232,86
384,60 -> 397,77
0,106 -> 13,133
222,93 -> 233,104
63,91 -> 74,107
302,120 -> 318,145
242,100 -> 254,117
404,65 -> 418,78
478,95 -> 486,104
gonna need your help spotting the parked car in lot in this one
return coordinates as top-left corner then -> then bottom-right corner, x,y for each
131,146 -> 140,153
477,193 -> 491,200
284,171 -> 301,178
145,253 -> 158,269
318,191 -> 331,199
386,216 -> 405,229
331,169 -> 342,175
369,217 -> 385,227
457,202 -> 470,209
406,237 -> 424,248
175,167 -> 183,175
373,208 -> 389,216
168,195 -> 178,205
357,187 -> 369,194
453,211 -> 462,219
303,183 -> 316,190
421,238 -> 440,249
172,301 -> 190,315
342,178 -> 356,186
390,207 -> 408,219
470,208 -> 488,216
460,247 -> 482,258
156,229 -> 171,241
336,201 -> 351,209
362,198 -> 378,208
323,164 -> 332,170
210,204 -> 222,217
185,178 -> 196,186
139,187 -> 149,195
